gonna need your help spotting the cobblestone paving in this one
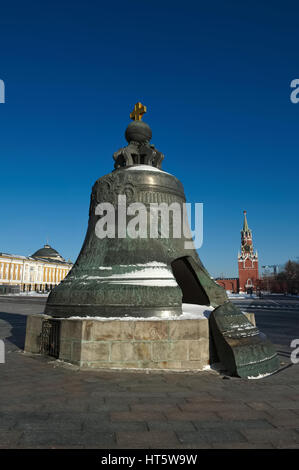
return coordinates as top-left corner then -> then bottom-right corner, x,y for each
0,297 -> 299,449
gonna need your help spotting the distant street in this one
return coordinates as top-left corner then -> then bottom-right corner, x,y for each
230,294 -> 299,355
0,295 -> 46,351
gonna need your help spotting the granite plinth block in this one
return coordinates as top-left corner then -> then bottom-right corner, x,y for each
24,312 -> 256,371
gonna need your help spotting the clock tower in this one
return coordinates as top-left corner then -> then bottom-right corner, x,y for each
238,211 -> 259,293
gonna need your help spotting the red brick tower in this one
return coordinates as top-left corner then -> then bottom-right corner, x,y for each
238,211 -> 259,293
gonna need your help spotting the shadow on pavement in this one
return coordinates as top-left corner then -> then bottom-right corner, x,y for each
0,312 -> 27,350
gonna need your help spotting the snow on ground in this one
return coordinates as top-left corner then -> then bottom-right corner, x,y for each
247,372 -> 273,379
227,292 -> 257,299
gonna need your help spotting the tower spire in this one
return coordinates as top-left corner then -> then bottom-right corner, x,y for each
243,210 -> 249,232
238,210 -> 259,293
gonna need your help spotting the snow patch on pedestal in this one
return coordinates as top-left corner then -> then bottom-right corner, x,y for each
180,303 -> 214,320
68,303 -> 214,321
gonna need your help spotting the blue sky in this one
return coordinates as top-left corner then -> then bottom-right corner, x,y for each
0,0 -> 298,277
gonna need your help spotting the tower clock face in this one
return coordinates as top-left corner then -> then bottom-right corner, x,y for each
244,245 -> 251,252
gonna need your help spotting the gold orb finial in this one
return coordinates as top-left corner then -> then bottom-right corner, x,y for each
130,102 -> 147,121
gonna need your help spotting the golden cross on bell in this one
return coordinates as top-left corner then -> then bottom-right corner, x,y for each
130,102 -> 147,121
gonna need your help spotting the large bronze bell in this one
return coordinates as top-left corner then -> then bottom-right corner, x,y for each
45,103 -> 280,378
45,111 -> 226,318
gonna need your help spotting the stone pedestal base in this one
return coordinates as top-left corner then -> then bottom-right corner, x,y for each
24,313 -> 256,371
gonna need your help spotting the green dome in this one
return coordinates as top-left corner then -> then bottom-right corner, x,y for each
31,244 -> 65,262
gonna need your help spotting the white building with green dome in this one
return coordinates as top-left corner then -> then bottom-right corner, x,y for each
0,244 -> 73,293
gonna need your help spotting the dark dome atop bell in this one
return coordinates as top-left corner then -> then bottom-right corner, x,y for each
125,120 -> 152,144
31,244 -> 66,262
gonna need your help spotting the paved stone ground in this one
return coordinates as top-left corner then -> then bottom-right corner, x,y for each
0,296 -> 299,449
